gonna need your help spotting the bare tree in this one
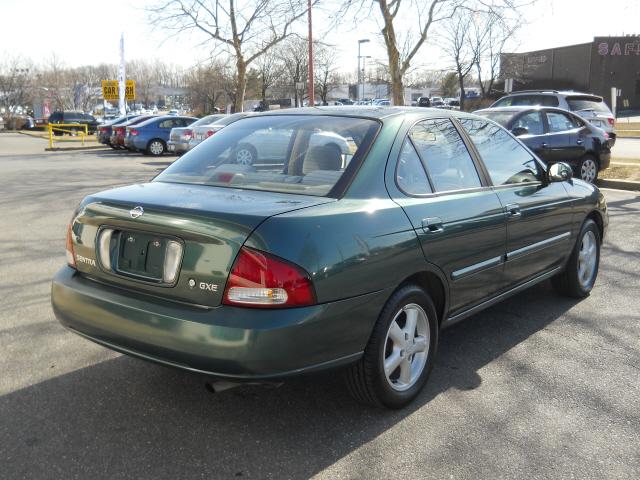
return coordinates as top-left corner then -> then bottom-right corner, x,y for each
440,10 -> 475,110
469,10 -> 519,97
148,0 -> 316,111
0,54 -> 33,126
314,43 -> 339,104
279,36 -> 309,107
337,0 -> 455,105
185,61 -> 230,114
255,50 -> 283,103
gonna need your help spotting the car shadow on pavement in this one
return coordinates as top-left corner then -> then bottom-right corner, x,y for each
0,281 -> 583,479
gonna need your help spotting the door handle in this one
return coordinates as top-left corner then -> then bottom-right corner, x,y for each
505,203 -> 522,219
421,217 -> 444,233
541,142 -> 548,148
576,138 -> 583,145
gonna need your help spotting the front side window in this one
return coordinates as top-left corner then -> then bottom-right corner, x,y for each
155,115 -> 379,197
396,138 -> 432,195
410,119 -> 481,192
546,112 -> 579,133
460,118 -> 542,186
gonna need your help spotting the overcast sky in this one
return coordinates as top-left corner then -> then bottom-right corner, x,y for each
1,0 -> 639,74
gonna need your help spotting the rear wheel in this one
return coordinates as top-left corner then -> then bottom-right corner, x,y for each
552,219 -> 600,298
147,139 -> 166,156
577,155 -> 598,183
345,284 -> 438,409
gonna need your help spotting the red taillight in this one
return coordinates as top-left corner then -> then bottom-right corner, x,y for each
66,223 -> 76,268
100,127 -> 107,133
206,129 -> 216,138
223,247 -> 316,308
130,128 -> 139,136
183,129 -> 192,139
607,118 -> 615,126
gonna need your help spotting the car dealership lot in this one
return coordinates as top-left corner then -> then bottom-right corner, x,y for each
1,132 -> 639,479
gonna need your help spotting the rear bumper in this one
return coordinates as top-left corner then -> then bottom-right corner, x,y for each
51,266 -> 386,379
167,140 -> 189,154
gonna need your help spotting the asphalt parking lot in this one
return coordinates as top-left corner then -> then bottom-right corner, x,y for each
1,132 -> 639,479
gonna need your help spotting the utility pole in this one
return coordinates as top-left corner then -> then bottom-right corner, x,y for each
357,39 -> 369,102
307,0 -> 315,107
118,33 -> 126,116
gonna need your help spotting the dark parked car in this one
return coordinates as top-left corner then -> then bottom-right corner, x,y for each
124,115 -> 196,156
417,97 -> 431,107
475,106 -> 611,183
48,111 -> 100,135
110,115 -> 156,150
489,90 -> 616,144
97,115 -> 139,146
52,107 -> 607,409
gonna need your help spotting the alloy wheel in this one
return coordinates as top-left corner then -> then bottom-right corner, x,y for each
236,148 -> 254,165
149,141 -> 164,156
580,158 -> 597,183
577,230 -> 597,289
383,303 -> 430,391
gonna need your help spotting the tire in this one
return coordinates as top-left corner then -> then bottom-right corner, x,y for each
147,139 -> 166,156
552,219 -> 600,298
345,284 -> 439,409
234,144 -> 257,165
577,155 -> 599,183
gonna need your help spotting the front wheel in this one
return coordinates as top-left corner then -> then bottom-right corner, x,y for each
552,219 -> 600,298
345,285 -> 438,409
577,155 -> 599,183
147,139 -> 166,156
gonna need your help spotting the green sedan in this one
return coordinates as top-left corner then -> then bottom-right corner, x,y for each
51,107 -> 608,409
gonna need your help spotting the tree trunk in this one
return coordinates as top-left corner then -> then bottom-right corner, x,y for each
382,23 -> 405,105
235,58 -> 247,112
458,71 -> 466,111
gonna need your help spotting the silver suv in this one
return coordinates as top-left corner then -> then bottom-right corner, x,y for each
490,90 -> 616,145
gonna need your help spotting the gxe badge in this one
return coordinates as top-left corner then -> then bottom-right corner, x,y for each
129,206 -> 144,218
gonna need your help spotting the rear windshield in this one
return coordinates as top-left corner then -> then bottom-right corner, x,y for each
475,111 -> 513,127
566,97 -> 611,114
155,115 -> 380,197
192,114 -> 225,127
493,95 -> 559,107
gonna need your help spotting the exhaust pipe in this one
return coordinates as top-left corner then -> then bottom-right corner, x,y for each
205,380 -> 283,394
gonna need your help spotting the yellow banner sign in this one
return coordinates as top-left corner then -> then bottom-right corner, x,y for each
102,80 -> 136,100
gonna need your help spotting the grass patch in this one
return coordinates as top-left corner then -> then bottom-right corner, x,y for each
601,165 -> 640,181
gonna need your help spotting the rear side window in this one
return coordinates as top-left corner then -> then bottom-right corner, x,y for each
460,118 -> 542,186
566,97 -> 611,114
159,119 -> 174,128
155,115 -> 379,197
396,139 -> 432,195
546,111 -> 580,133
409,119 -> 481,192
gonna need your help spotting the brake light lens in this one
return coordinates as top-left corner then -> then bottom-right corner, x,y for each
607,118 -> 615,126
206,129 -> 217,138
223,247 -> 316,308
183,129 -> 192,140
66,222 -> 76,268
130,128 -> 139,136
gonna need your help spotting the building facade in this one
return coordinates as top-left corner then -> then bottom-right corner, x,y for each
500,35 -> 640,113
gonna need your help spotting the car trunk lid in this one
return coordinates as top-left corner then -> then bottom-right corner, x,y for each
70,182 -> 333,307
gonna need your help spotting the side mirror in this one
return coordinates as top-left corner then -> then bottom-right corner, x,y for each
511,126 -> 529,137
548,162 -> 573,182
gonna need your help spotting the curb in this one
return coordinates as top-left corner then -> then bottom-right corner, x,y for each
597,178 -> 640,192
45,145 -> 106,152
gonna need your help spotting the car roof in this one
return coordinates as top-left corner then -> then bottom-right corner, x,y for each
477,105 -> 576,114
502,90 -> 602,99
135,115 -> 196,127
249,106 -> 475,122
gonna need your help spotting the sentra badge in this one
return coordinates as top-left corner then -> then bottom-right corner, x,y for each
76,255 -> 96,267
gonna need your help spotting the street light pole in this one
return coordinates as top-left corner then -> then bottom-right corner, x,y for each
361,55 -> 371,102
307,0 -> 315,107
357,39 -> 369,103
